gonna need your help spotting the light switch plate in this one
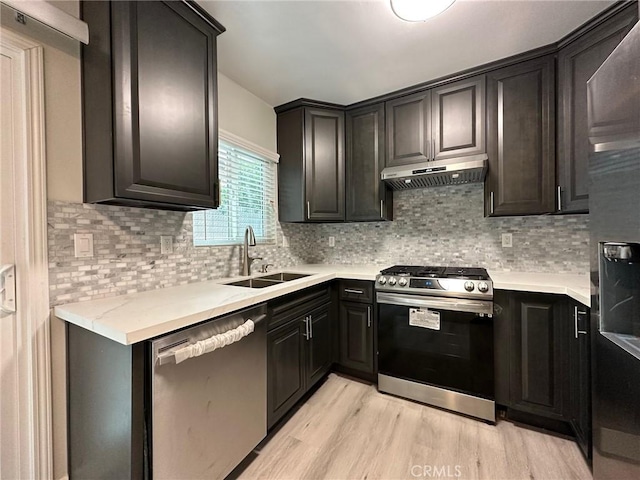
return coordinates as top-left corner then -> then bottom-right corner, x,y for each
329,236 -> 335,247
502,233 -> 513,248
74,233 -> 94,258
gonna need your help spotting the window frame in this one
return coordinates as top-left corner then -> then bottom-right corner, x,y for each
192,130 -> 279,247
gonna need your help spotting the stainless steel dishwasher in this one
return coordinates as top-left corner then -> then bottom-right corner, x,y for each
150,303 -> 267,479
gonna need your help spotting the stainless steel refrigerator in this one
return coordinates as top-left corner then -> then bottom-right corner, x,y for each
588,12 -> 640,480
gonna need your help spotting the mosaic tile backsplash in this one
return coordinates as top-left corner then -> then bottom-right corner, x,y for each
48,184 -> 589,306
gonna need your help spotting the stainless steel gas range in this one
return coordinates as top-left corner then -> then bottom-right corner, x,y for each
376,265 -> 495,423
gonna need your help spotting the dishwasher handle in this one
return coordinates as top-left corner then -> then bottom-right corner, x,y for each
156,313 -> 266,366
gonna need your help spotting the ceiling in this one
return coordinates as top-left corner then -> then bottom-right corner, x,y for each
198,0 -> 615,107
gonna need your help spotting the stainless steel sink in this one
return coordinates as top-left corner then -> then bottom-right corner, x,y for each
256,272 -> 310,282
225,278 -> 281,289
224,272 -> 310,288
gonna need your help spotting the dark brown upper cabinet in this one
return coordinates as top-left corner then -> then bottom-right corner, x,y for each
485,55 -> 556,216
82,1 -> 224,210
385,91 -> 432,166
557,5 -> 637,214
385,76 -> 486,168
277,104 -> 345,222
345,104 -> 392,221
431,76 -> 486,161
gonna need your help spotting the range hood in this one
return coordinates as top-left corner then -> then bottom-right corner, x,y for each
381,154 -> 488,190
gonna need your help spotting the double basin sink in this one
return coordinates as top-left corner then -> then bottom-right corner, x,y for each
225,272 -> 310,289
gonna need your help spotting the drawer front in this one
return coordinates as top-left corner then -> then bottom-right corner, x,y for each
268,284 -> 331,331
339,280 -> 373,304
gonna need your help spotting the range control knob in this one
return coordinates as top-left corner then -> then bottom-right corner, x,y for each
478,281 -> 489,293
464,281 -> 475,292
378,276 -> 387,285
388,277 -> 397,286
398,277 -> 408,287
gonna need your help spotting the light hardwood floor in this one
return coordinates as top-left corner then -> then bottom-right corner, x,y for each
238,374 -> 591,480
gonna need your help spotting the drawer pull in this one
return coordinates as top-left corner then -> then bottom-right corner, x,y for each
344,288 -> 364,295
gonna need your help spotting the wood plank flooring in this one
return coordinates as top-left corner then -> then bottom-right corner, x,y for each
237,374 -> 591,480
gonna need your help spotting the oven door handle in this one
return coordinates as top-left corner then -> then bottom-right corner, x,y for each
376,292 -> 493,316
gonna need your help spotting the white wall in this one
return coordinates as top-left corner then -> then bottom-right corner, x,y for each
3,3 -> 276,478
218,72 -> 277,152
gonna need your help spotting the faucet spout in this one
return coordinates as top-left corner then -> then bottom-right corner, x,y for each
242,226 -> 261,276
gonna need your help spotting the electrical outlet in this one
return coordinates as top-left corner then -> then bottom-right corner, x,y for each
502,233 -> 513,248
329,236 -> 335,247
74,233 -> 94,258
160,235 -> 173,254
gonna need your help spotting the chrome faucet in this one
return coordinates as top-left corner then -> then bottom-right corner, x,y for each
242,226 -> 262,276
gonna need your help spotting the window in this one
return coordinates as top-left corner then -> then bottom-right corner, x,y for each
193,134 -> 277,246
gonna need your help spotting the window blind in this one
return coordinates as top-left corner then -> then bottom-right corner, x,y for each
193,139 -> 277,246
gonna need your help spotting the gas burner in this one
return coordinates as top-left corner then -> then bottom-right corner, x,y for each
443,267 -> 490,281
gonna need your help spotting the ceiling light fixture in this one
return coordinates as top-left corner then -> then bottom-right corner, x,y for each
390,0 -> 456,22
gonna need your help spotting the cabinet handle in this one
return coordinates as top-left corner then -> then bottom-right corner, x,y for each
367,306 -> 371,328
344,288 -> 364,295
380,199 -> 384,218
557,186 -> 562,212
490,192 -> 495,215
306,201 -> 311,220
574,306 -> 588,338
309,315 -> 313,340
304,316 -> 310,340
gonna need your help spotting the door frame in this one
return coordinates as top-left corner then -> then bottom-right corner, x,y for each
1,29 -> 52,479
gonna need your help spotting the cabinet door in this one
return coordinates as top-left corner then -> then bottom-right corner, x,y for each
307,305 -> 332,387
432,76 -> 486,161
385,91 -> 431,166
569,302 -> 591,459
510,293 -> 569,420
110,1 -> 219,208
558,7 -> 636,213
486,55 -> 556,216
305,108 -> 345,221
346,104 -> 392,221
267,319 -> 306,428
339,302 -> 374,374
493,290 -> 512,406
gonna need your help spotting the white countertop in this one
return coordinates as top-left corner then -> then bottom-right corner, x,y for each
488,270 -> 590,307
54,264 -> 387,345
54,264 -> 590,345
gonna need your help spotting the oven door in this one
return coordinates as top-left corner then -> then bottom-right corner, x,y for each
377,292 -> 494,399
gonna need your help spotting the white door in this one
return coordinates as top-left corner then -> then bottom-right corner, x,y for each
0,48 -> 21,478
0,31 -> 52,480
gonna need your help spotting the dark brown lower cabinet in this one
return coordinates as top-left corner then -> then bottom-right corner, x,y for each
569,302 -> 591,459
267,318 -> 307,429
509,293 -> 569,419
338,302 -> 374,374
495,290 -> 591,456
267,292 -> 332,428
307,305 -> 333,387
